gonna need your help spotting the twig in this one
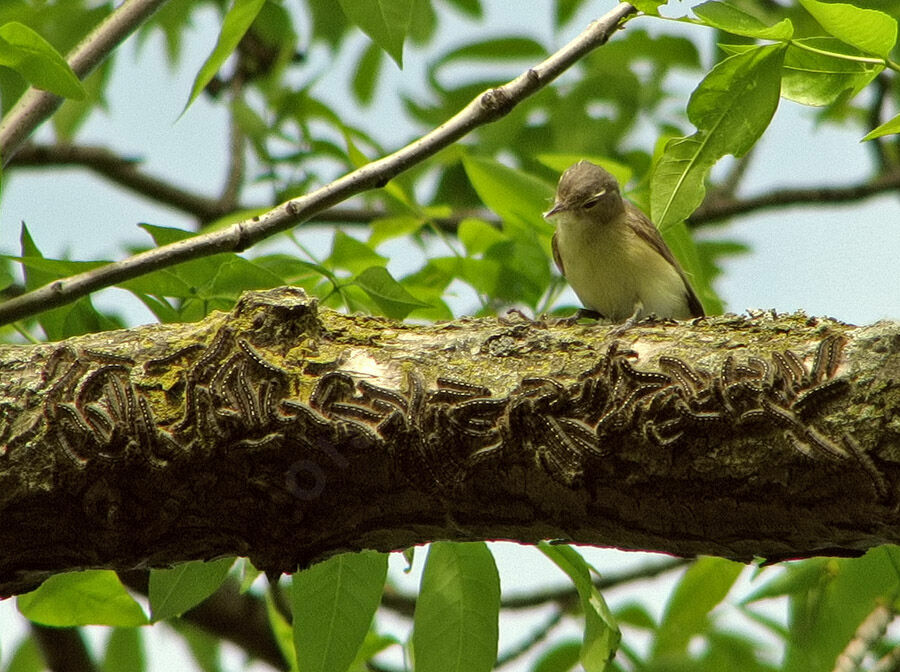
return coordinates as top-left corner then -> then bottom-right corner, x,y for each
865,73 -> 891,171
690,169 -> 900,225
495,608 -> 565,668
0,0 -> 169,165
381,556 -> 689,617
9,142 -> 483,230
0,3 -> 637,326
219,79 -> 248,212
12,143 -> 228,221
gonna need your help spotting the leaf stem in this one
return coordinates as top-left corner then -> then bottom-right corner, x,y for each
788,40 -> 899,72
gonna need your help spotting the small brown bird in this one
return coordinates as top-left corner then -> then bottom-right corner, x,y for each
545,160 -> 704,323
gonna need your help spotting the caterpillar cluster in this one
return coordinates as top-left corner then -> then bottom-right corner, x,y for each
4,330 -> 878,498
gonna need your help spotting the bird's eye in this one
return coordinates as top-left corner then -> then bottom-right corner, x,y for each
583,190 -> 606,209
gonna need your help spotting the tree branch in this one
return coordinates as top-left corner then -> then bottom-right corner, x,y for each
0,3 -> 637,327
381,557 -> 689,617
0,0 -> 170,165
11,143 -> 230,221
1,288 -> 898,597
690,169 -> 900,225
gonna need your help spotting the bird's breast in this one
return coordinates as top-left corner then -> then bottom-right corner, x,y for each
554,213 -> 690,321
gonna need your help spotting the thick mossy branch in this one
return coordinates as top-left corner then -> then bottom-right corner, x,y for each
1,288 -> 899,597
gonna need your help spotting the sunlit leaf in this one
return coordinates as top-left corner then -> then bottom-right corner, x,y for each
539,544 -> 620,672
352,40 -> 383,104
797,0 -> 897,58
183,0 -> 267,112
862,111 -> 900,141
292,551 -> 388,672
533,639 -> 582,672
0,21 -> 85,98
651,557 -> 743,659
413,542 -> 500,672
651,44 -> 785,229
692,2 -> 793,40
149,558 -> 235,621
18,571 -> 147,627
337,0 -> 414,67
353,266 -> 432,318
102,628 -> 146,672
328,231 -> 388,275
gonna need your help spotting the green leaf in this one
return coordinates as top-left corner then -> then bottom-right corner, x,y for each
615,602 -> 658,630
662,220 -> 722,315
168,622 -> 224,672
348,630 -> 400,672
3,636 -> 42,672
797,0 -> 897,58
862,111 -> 900,141
630,0 -> 666,15
436,36 -> 545,65
413,542 -> 500,672
13,225 -> 116,338
458,218 -> 507,256
764,549 -> 900,672
651,557 -> 743,659
780,38 -> 882,106
266,590 -> 298,670
445,0 -> 482,18
462,155 -> 554,233
183,0 -> 267,113
651,44 -> 785,229
352,40 -> 383,105
556,0 -> 588,27
367,215 -> 426,247
327,231 -> 388,275
353,266 -> 432,319
0,22 -> 85,99
337,0 -> 414,67
692,2 -> 793,40
149,558 -> 235,621
538,544 -> 620,672
17,571 -> 148,627
101,628 -> 146,672
532,639 -> 582,672
291,550 -> 388,672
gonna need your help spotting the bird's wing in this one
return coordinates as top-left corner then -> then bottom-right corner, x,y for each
551,230 -> 566,276
625,203 -> 705,318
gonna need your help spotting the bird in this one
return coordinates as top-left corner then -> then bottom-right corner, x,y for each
544,160 -> 704,324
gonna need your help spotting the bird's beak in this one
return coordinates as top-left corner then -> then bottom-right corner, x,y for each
544,202 -> 565,218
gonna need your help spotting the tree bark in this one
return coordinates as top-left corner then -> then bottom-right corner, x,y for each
1,287 -> 898,597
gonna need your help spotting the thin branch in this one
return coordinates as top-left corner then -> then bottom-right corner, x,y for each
690,169 -> 900,225
0,0 -> 170,165
0,3 -> 637,327
29,623 -> 97,672
11,143 -> 228,221
495,608 -> 565,669
219,79 -> 248,212
381,557 -> 689,617
865,73 -> 892,171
